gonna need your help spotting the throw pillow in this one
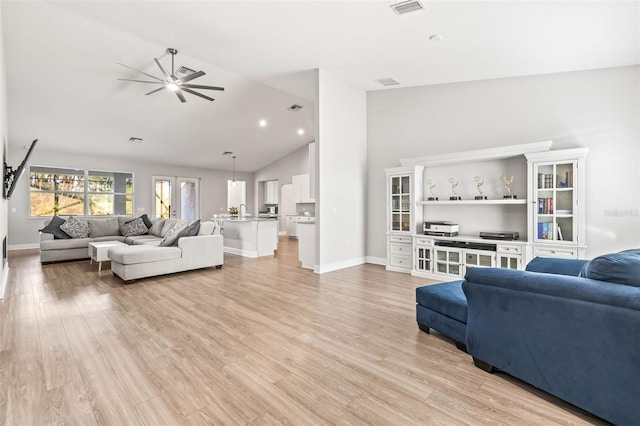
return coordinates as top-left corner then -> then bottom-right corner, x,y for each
125,214 -> 153,229
159,222 -> 189,247
178,220 -> 201,240
579,249 -> 640,287
60,216 -> 89,239
39,216 -> 71,239
198,221 -> 215,235
120,217 -> 149,237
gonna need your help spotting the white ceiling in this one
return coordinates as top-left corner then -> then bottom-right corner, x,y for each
3,1 -> 639,172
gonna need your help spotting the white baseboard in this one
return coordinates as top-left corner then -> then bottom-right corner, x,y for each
365,256 -> 386,266
8,243 -> 39,251
278,231 -> 288,236
0,265 -> 8,300
315,256 -> 366,274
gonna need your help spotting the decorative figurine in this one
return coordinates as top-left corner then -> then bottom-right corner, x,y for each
474,176 -> 487,200
501,173 -> 517,199
427,179 -> 438,201
448,178 -> 461,200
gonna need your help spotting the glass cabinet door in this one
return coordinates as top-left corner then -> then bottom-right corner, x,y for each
389,174 -> 412,232
534,161 -> 576,243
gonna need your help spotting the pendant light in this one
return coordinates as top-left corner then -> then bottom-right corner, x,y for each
231,155 -> 237,185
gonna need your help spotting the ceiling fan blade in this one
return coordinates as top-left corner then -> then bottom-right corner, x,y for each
118,63 -> 164,82
154,58 -> 172,81
182,83 -> 225,91
175,89 -> 187,103
178,70 -> 205,83
117,78 -> 164,84
145,86 -> 167,95
182,88 -> 215,101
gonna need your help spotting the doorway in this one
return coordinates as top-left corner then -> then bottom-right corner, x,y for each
152,176 -> 200,220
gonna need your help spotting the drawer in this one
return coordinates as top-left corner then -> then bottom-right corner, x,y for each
390,243 -> 411,255
389,254 -> 411,268
389,235 -> 412,244
497,244 -> 522,254
414,237 -> 434,247
533,246 -> 578,259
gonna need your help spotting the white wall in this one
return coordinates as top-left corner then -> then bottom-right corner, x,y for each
367,66 -> 640,260
316,69 -> 367,272
1,4 -> 9,298
7,147 -> 253,247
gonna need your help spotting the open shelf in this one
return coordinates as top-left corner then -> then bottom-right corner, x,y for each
417,199 -> 527,206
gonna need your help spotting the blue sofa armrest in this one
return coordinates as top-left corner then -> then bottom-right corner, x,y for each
462,267 -> 640,426
525,256 -> 588,276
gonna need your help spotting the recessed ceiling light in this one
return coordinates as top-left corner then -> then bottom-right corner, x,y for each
259,119 -> 267,127
429,34 -> 444,42
297,129 -> 305,135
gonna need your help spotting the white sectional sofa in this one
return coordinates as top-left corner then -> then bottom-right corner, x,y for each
39,216 -> 223,280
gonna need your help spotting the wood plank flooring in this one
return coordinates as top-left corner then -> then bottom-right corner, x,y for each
1,238 -> 607,425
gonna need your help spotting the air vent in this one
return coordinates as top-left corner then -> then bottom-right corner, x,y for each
128,137 -> 143,143
221,151 -> 234,156
375,78 -> 400,87
288,104 -> 303,111
390,0 -> 424,15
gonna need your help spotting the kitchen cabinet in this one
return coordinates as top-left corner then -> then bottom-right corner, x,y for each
292,174 -> 313,203
264,180 -> 279,204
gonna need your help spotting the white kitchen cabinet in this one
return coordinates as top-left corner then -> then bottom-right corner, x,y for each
265,180 -> 279,204
286,215 -> 298,238
292,174 -> 313,203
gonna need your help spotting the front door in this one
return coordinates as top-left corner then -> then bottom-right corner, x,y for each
152,176 -> 200,219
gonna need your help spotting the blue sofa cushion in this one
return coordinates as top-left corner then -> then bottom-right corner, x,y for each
416,280 -> 467,323
525,256 -> 588,276
579,249 -> 640,287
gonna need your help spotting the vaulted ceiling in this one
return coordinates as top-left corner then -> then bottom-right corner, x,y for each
3,1 -> 638,172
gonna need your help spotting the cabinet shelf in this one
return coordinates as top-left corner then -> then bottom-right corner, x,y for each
417,199 -> 527,206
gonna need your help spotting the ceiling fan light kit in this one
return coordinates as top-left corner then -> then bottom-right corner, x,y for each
118,48 -> 224,103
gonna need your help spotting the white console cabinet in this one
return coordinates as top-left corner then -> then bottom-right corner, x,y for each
385,141 -> 588,280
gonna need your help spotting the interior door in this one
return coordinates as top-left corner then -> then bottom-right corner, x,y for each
153,176 -> 200,219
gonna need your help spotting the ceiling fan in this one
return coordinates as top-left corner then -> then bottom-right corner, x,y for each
118,48 -> 224,103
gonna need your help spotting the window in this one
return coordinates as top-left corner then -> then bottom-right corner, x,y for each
29,166 -> 133,217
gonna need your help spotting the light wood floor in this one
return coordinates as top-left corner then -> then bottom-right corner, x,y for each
1,237 -> 606,425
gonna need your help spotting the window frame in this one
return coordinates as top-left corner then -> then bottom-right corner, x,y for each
29,166 -> 135,218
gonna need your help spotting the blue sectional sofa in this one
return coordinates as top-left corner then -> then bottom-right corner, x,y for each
463,253 -> 640,426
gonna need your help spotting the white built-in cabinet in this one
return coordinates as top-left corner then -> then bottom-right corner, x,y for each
385,166 -> 423,273
264,180 -> 279,204
385,142 -> 588,279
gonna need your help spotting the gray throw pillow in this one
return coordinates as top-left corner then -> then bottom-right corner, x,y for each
60,216 -> 89,239
178,220 -> 201,240
159,222 -> 189,247
39,216 -> 71,239
120,217 -> 149,237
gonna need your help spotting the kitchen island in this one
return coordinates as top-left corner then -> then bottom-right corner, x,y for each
221,218 -> 278,258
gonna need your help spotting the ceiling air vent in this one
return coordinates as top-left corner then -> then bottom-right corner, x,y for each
177,66 -> 196,77
390,0 -> 424,15
288,104 -> 303,111
375,78 -> 400,87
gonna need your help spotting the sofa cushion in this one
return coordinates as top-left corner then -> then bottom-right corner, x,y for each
120,217 -> 148,237
198,221 -> 215,235
526,256 -> 588,276
41,237 -> 93,251
149,218 -> 166,237
416,280 -> 467,323
39,216 -> 71,239
124,235 -> 161,245
88,217 -> 120,238
159,222 -> 190,247
92,235 -> 127,243
108,245 -> 182,265
579,249 -> 640,287
60,216 -> 89,238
